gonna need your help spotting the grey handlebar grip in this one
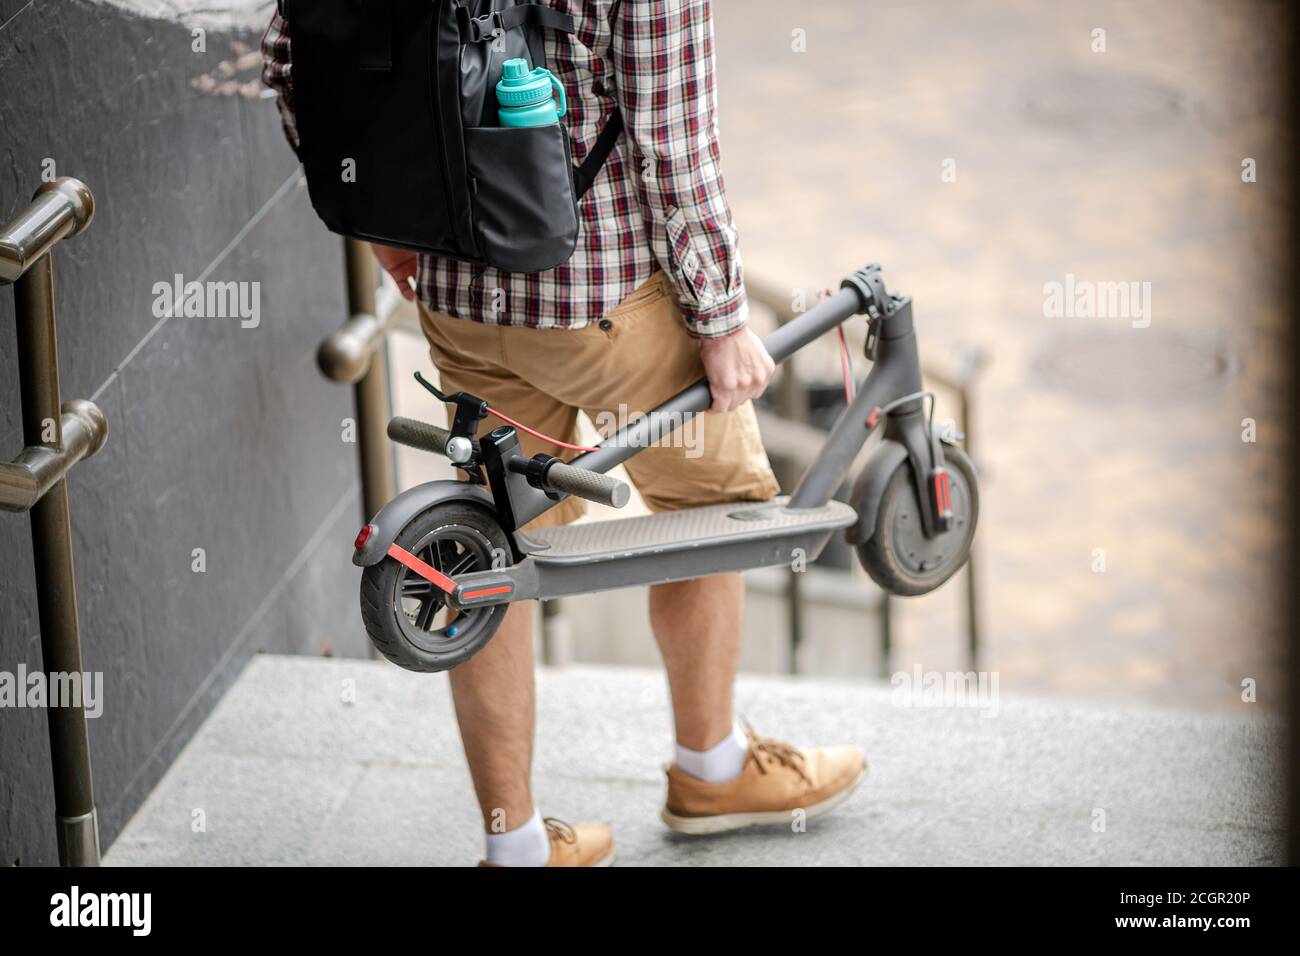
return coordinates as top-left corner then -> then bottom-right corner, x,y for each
387,417 -> 450,456
544,461 -> 631,509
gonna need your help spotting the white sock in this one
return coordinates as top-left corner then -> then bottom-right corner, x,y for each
485,809 -> 551,867
675,721 -> 749,783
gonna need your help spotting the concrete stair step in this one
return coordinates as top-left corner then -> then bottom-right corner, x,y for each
105,654 -> 1284,866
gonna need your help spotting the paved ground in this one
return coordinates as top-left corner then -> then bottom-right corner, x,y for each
104,655 -> 1284,866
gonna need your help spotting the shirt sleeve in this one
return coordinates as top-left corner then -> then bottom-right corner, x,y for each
610,0 -> 748,338
260,5 -> 300,153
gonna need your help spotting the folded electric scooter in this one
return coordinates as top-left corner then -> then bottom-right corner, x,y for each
352,264 -> 978,672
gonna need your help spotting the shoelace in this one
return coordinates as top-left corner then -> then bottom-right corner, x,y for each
742,719 -> 812,786
543,817 -> 577,845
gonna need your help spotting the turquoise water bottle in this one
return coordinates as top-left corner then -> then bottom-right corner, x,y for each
495,58 -> 567,127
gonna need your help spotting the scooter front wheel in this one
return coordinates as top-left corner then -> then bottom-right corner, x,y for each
856,442 -> 979,597
359,502 -> 510,672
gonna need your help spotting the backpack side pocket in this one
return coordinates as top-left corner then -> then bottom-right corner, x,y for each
463,124 -> 580,273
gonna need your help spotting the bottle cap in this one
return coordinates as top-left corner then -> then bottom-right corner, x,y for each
496,57 -> 557,108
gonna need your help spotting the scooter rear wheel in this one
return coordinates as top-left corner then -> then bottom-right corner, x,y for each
856,442 -> 979,597
359,502 -> 510,672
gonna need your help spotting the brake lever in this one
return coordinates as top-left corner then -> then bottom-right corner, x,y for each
413,371 -> 490,483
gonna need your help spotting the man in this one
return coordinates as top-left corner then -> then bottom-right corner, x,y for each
263,0 -> 865,867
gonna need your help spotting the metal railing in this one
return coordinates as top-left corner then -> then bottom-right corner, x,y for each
316,238 -> 400,525
316,240 -> 402,660
1,177 -> 108,866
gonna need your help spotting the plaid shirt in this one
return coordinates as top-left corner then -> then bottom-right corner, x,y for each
261,0 -> 747,338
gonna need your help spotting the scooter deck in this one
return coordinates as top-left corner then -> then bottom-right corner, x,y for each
451,497 -> 857,606
523,496 -> 855,562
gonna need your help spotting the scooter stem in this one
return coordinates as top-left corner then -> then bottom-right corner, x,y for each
571,286 -> 863,477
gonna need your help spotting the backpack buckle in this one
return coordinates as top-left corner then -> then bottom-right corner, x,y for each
465,11 -> 505,42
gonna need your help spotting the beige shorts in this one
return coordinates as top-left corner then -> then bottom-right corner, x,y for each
417,271 -> 780,530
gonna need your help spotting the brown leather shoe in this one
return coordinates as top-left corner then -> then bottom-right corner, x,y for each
478,818 -> 615,867
661,723 -> 867,835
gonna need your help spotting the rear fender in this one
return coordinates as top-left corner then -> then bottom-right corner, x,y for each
352,480 -> 497,567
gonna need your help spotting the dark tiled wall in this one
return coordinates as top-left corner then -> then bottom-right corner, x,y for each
1,1 -> 368,865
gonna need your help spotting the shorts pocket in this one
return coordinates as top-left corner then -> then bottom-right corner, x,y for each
609,271 -> 674,324
463,124 -> 580,273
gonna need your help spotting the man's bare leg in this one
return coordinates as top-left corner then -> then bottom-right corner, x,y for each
448,598 -> 615,866
648,573 -> 744,750
448,599 -> 536,831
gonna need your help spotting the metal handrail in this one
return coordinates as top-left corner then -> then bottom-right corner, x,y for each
317,278 -> 403,385
0,177 -> 107,866
315,239 -> 399,600
0,178 -> 94,283
0,400 -> 107,512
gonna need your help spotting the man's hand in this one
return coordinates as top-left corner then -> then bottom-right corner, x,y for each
371,243 -> 418,300
698,325 -> 775,414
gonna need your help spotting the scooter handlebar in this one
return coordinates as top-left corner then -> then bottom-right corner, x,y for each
544,460 -> 631,509
388,416 -> 628,507
387,416 -> 450,456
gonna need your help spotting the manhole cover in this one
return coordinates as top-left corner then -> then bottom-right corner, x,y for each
1033,331 -> 1234,401
1020,69 -> 1187,133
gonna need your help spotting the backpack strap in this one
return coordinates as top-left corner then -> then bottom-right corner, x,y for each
458,2 -> 576,43
572,107 -> 624,198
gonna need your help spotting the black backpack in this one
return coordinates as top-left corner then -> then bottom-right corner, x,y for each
284,0 -> 623,273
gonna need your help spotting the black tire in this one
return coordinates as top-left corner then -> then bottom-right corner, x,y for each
359,502 -> 510,673
856,442 -> 979,597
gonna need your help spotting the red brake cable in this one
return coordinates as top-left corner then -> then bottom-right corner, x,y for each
835,325 -> 855,404
818,287 -> 855,405
485,405 -> 599,453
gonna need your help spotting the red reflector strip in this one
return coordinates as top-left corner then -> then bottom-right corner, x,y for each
461,585 -> 513,601
934,471 -> 952,514
386,543 -> 456,593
